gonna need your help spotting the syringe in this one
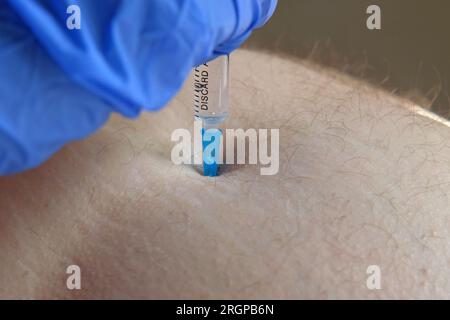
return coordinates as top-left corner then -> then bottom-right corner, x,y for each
194,55 -> 229,176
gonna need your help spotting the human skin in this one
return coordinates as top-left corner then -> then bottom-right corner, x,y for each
1,49 -> 450,299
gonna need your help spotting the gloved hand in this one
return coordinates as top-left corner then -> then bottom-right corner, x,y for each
0,0 -> 278,175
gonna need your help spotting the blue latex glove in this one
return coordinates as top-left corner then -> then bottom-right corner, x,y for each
0,0 -> 277,175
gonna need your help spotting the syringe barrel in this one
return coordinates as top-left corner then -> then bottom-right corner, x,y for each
194,55 -> 229,128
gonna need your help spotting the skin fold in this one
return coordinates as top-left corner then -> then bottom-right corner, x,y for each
1,49 -> 450,299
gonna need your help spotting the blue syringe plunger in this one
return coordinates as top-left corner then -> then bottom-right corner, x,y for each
201,128 -> 222,177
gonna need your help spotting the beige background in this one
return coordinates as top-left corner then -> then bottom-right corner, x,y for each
247,0 -> 450,117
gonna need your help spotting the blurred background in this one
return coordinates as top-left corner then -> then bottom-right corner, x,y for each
246,0 -> 450,118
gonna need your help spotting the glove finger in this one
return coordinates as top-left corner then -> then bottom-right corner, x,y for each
0,6 -> 111,175
6,0 -> 277,120
202,0 -> 278,58
6,0 -> 215,115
